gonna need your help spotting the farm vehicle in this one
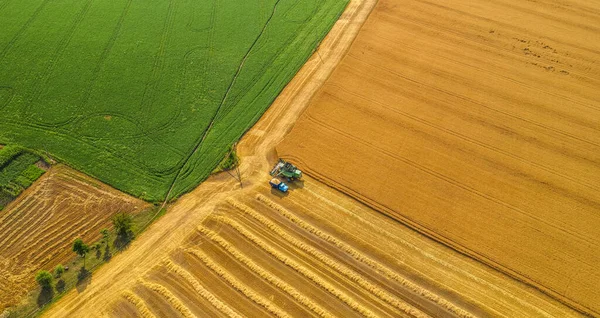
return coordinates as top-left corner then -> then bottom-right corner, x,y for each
269,178 -> 289,193
268,160 -> 302,193
270,159 -> 302,181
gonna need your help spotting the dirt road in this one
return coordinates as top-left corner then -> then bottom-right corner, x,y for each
42,0 -> 588,316
42,1 -> 377,316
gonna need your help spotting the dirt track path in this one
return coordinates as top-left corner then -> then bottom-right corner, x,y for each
42,1 -> 377,316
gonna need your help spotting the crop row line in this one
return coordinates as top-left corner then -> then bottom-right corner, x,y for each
122,290 -> 156,318
142,280 -> 195,318
221,201 -> 429,317
196,226 -> 336,318
0,0 -> 51,61
186,248 -> 291,318
163,259 -> 242,318
198,224 -> 381,318
255,194 -> 476,318
162,0 -> 283,203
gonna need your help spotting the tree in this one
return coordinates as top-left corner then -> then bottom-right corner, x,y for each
54,264 -> 64,278
35,270 -> 54,289
72,238 -> 90,268
100,228 -> 109,243
112,212 -> 133,238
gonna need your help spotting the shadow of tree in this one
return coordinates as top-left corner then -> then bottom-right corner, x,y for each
55,279 -> 66,293
113,232 -> 134,251
76,268 -> 91,293
36,287 -> 54,307
103,244 -> 112,261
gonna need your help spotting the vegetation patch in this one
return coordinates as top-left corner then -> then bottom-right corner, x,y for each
0,146 -> 46,210
0,0 -> 349,202
6,207 -> 162,318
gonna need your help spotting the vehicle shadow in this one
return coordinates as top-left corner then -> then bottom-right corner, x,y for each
288,179 -> 305,190
270,187 -> 290,198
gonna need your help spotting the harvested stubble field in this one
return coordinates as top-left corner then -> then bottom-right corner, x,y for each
0,0 -> 348,201
278,0 -> 600,315
0,165 -> 147,311
40,0 -> 587,315
105,184 -> 581,318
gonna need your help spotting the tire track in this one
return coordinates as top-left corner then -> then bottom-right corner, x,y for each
162,0 -> 283,202
79,0 -> 133,109
195,226 -> 338,318
122,291 -> 157,318
214,212 -> 433,318
186,248 -> 291,318
163,259 -> 243,318
255,194 -> 484,318
0,0 -> 51,61
141,281 -> 195,318
198,225 -> 388,318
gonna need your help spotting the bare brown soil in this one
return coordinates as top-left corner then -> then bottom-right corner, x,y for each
41,0 -> 589,317
278,0 -> 600,315
0,165 -> 147,311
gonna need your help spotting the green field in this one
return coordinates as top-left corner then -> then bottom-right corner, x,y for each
0,0 -> 348,201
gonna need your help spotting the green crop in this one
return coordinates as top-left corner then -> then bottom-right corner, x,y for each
0,0 -> 348,201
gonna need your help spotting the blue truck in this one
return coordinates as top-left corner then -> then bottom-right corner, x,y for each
269,178 -> 288,193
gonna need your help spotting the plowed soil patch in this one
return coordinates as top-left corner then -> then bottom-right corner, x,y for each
0,165 -> 148,310
278,0 -> 600,315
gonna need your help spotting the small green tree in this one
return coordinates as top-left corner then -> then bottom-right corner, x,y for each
72,238 -> 90,268
100,228 -> 109,243
112,212 -> 133,238
35,270 -> 54,289
54,264 -> 64,278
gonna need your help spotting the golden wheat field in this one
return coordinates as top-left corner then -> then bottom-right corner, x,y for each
35,0 -> 598,316
0,165 -> 147,311
278,0 -> 600,315
104,182 -> 582,318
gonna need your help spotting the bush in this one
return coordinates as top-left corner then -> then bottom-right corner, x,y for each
2,182 -> 23,196
0,153 -> 39,186
20,164 -> 45,182
14,175 -> 33,188
112,212 -> 133,237
54,264 -> 64,278
35,270 -> 54,289
0,145 -> 23,169
218,146 -> 239,171
72,238 -> 90,268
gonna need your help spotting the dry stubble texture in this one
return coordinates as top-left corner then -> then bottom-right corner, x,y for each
277,0 -> 600,315
107,183 -> 584,317
0,165 -> 148,310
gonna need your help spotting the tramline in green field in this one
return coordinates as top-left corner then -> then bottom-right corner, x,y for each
0,0 -> 348,201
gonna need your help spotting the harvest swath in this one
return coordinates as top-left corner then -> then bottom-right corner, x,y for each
105,183 -> 580,318
0,165 -> 147,311
0,0 -> 348,201
39,1 -> 586,315
278,0 -> 600,315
